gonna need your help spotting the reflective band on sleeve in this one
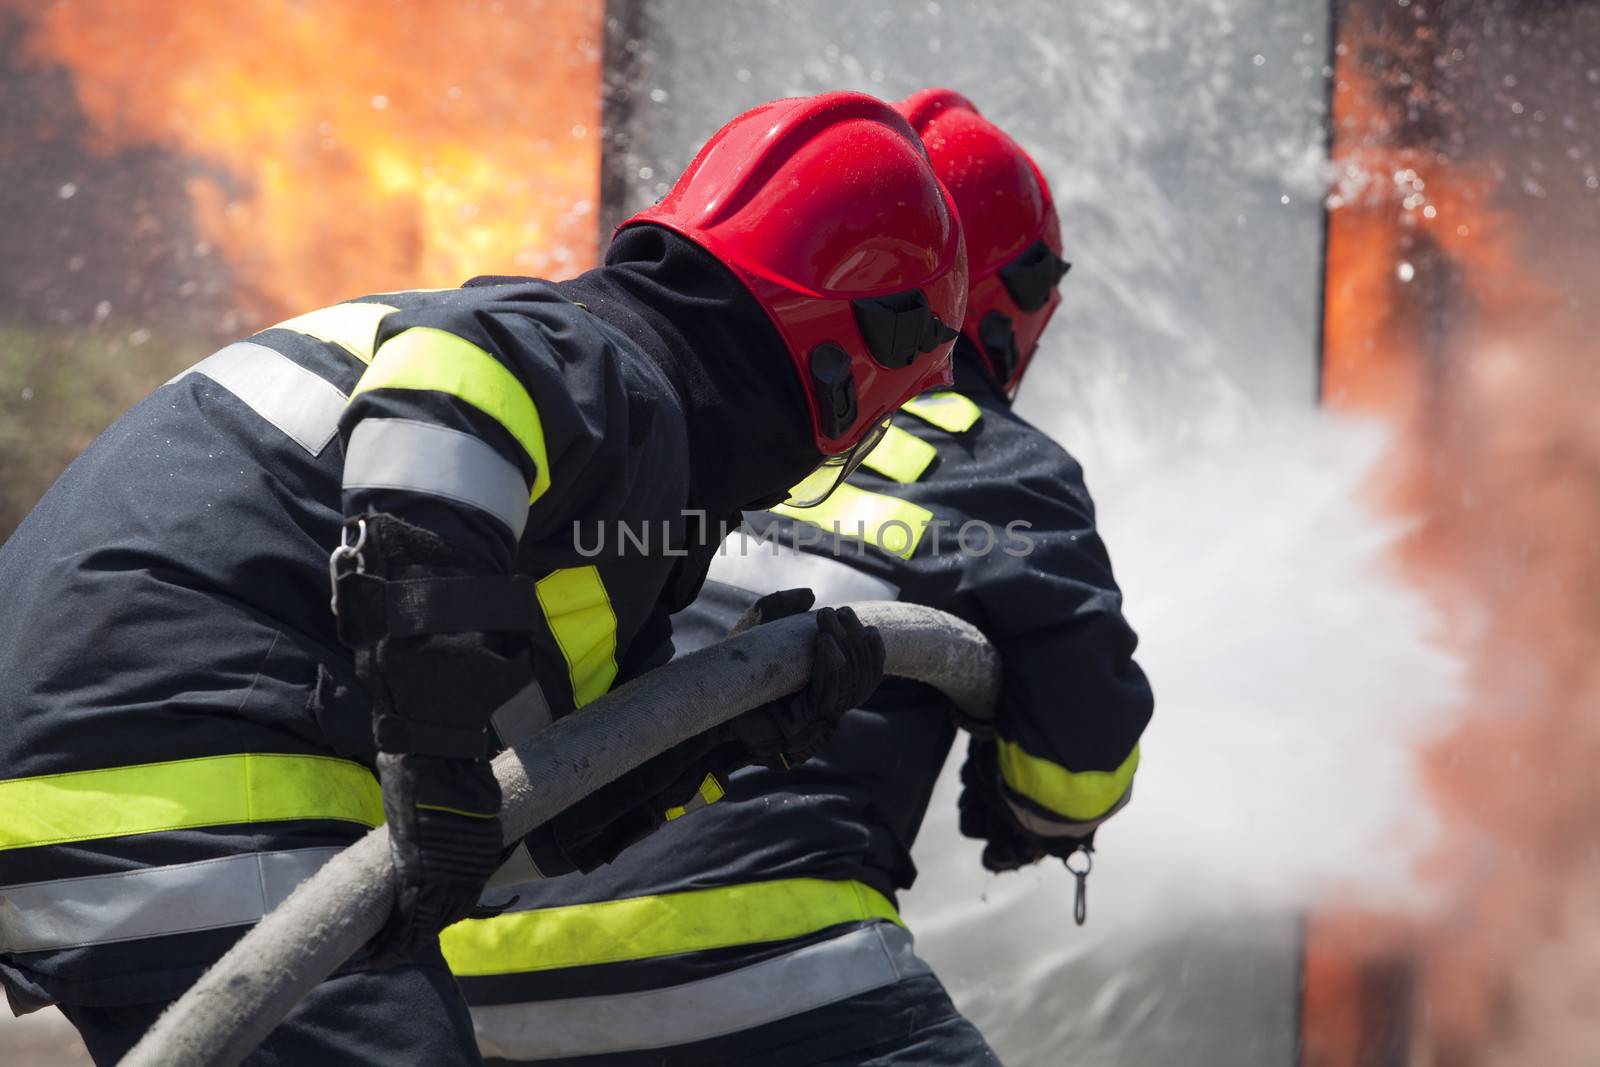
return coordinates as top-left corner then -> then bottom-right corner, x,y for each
996,738 -> 1141,822
177,342 -> 348,456
267,302 -> 397,364
859,423 -> 937,483
343,418 -> 532,538
536,566 -> 618,708
706,531 -> 900,607
0,847 -> 341,953
1004,786 -> 1133,839
467,922 -> 929,1061
485,843 -> 543,891
902,391 -> 983,433
771,484 -> 934,561
664,773 -> 725,822
353,326 -> 552,504
441,877 -> 902,977
0,753 -> 383,851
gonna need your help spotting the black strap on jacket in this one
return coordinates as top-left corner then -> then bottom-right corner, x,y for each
335,571 -> 543,649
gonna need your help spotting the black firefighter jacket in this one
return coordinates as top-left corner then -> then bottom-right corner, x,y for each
444,346 -> 1155,1065
0,278 -> 711,1008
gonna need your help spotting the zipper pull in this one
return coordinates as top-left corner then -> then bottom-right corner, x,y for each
1065,844 -> 1093,926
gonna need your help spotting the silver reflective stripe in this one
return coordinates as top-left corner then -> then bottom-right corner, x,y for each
343,418 -> 532,539
707,530 -> 900,608
1004,783 -> 1134,839
490,679 -> 553,751
175,342 -> 348,456
666,775 -> 719,820
482,681 -> 556,892
0,847 -> 341,953
484,843 -> 544,892
469,921 -> 930,1060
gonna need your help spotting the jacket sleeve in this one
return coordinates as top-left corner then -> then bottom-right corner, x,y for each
961,443 -> 1150,840
336,285 -> 613,574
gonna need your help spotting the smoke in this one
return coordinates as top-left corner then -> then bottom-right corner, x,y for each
1099,415 -> 1459,913
914,412 -> 1464,919
905,409 -> 1463,1065
1317,2 -> 1600,1063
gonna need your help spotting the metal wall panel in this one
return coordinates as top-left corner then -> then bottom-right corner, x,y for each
599,0 -> 1331,476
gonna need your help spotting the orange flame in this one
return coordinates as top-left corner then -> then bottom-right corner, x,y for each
1311,4 -> 1600,1064
15,0 -> 604,320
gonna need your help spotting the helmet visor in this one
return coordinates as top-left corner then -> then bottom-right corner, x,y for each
782,417 -> 892,508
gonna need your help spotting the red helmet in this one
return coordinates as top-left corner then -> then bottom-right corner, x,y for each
622,91 -> 968,456
896,88 -> 1070,395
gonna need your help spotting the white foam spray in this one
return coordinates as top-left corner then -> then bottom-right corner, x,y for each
904,411 -> 1463,1064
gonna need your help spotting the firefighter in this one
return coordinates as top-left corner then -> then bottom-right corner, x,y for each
445,88 -> 1154,1067
0,91 -> 969,1065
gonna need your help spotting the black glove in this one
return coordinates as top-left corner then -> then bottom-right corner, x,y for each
725,598 -> 886,769
958,738 -> 1089,873
374,752 -> 505,960
336,514 -> 532,963
726,586 -> 818,637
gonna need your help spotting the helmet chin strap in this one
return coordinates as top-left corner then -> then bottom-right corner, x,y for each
780,417 -> 892,509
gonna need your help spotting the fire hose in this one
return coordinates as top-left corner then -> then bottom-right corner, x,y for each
119,602 -> 1000,1067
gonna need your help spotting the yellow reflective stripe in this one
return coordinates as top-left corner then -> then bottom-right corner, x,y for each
771,484 -> 933,561
352,327 -> 551,504
902,391 -> 982,433
267,302 -> 398,364
536,566 -> 618,708
0,754 -> 383,852
700,773 -> 726,805
783,462 -> 841,508
664,772 -> 725,822
997,739 -> 1141,822
859,423 -> 937,483
441,877 -> 902,977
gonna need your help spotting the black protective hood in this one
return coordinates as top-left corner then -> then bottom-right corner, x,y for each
548,226 -> 821,518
